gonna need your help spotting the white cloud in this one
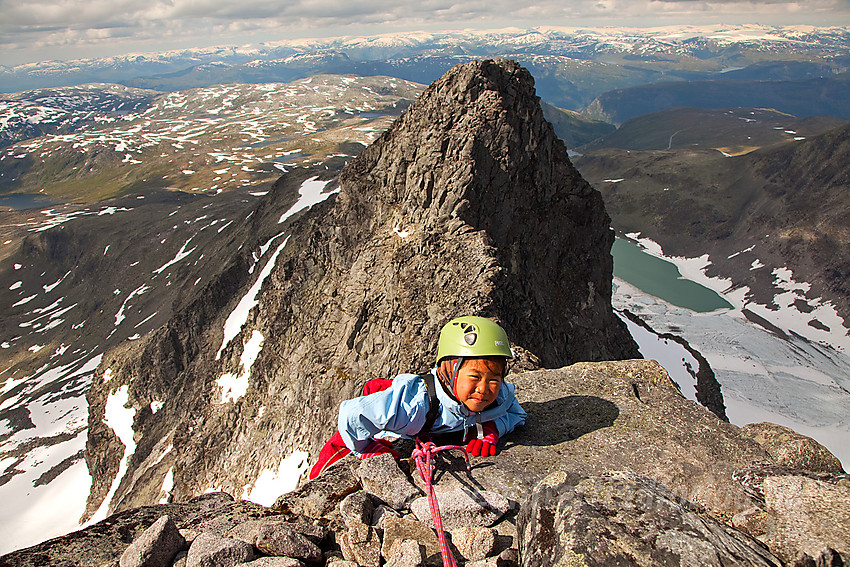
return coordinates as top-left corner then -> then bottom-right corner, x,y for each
0,0 -> 847,64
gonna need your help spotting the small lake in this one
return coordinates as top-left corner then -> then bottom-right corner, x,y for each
612,237 -> 733,313
0,193 -> 62,210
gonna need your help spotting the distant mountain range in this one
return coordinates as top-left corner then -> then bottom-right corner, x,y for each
3,25 -> 849,111
0,78 -> 422,201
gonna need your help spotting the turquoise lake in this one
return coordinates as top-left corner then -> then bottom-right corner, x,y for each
611,237 -> 733,313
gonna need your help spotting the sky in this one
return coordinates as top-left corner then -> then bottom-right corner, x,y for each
1,0 -> 849,67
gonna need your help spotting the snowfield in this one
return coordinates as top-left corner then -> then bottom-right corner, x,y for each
614,251 -> 850,469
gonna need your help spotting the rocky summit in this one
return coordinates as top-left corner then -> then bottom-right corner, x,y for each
3,360 -> 847,566
81,58 -> 639,521
2,59 -> 846,566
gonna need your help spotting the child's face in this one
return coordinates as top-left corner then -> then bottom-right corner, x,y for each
454,357 -> 504,412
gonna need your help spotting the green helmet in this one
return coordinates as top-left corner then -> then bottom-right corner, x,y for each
436,316 -> 513,365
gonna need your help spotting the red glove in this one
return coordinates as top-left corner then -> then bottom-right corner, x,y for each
466,421 -> 499,457
359,438 -> 400,460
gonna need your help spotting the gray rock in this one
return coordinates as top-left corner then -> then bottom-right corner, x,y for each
518,470 -> 783,567
237,558 -> 303,567
181,499 -> 276,538
463,559 -> 499,567
732,465 -> 850,564
371,504 -> 400,529
119,515 -> 187,567
254,523 -> 321,563
339,523 -> 382,567
384,539 -> 426,567
792,548 -> 845,567
226,519 -> 266,545
339,490 -> 374,527
449,526 -> 496,562
498,546 -> 519,566
357,453 -> 421,510
186,532 -> 254,567
741,422 -> 845,474
272,456 -> 360,519
380,516 -> 441,565
410,489 -> 510,531
485,360 -> 772,521
226,517 -> 325,547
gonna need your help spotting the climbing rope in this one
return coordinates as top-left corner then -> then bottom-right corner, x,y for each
411,438 -> 471,567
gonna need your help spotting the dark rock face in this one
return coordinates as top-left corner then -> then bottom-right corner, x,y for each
84,58 -> 638,519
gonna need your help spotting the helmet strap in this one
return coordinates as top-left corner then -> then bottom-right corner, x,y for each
451,357 -> 464,399
436,357 -> 463,403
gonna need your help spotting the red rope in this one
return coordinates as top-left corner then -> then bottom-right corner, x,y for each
411,438 -> 471,567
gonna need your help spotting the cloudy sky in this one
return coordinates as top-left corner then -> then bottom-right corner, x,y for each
2,0 -> 849,66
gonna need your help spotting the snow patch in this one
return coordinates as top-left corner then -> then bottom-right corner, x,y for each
216,236 -> 289,360
217,330 -> 264,404
114,284 -> 150,326
242,450 -> 309,507
618,313 -> 699,402
159,467 -> 174,504
278,177 -> 338,224
153,238 -> 197,275
614,278 -> 850,469
89,384 -> 136,524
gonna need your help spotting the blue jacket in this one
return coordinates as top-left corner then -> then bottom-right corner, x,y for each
338,369 -> 527,455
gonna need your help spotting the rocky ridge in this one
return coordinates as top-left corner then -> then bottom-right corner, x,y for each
3,359 -> 847,566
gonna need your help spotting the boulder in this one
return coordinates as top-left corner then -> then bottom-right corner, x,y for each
227,518 -> 326,549
186,533 -> 254,567
237,559 -> 303,567
740,422 -> 844,474
792,548 -> 845,567
339,490 -> 375,527
272,456 -> 360,519
410,489 -> 510,531
254,523 -> 321,563
449,526 -> 497,562
119,515 -> 187,567
357,453 -> 421,510
338,523 -> 382,567
383,539 -> 426,567
380,516 -> 441,565
732,464 -> 850,564
518,470 -> 783,566
371,504 -> 400,530
476,360 -> 772,522
464,559 -> 500,567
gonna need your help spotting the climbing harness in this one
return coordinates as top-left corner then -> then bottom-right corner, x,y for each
411,437 -> 471,567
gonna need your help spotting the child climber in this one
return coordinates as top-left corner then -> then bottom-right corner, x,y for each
309,315 -> 526,479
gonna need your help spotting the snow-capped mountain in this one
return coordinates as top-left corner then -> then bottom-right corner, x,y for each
3,25 -> 848,95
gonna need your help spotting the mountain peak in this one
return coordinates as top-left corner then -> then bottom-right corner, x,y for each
82,59 -> 638,518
